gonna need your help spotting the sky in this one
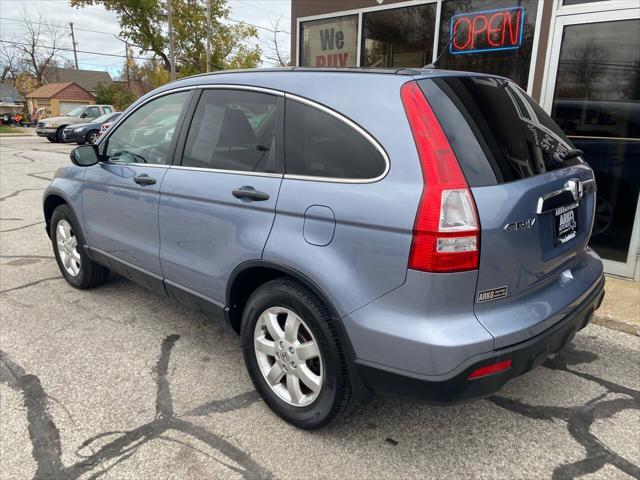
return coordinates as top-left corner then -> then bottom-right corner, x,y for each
0,0 -> 291,77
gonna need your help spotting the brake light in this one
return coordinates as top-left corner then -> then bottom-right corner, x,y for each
468,359 -> 512,379
400,81 -> 479,273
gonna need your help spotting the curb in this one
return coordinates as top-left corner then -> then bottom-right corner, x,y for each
593,315 -> 639,336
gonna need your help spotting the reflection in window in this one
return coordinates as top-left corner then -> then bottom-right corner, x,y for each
361,4 -> 437,68
550,19 -> 640,264
437,0 -> 539,89
300,15 -> 358,67
182,90 -> 279,173
105,91 -> 188,165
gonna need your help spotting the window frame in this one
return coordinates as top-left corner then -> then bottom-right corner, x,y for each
283,93 -> 390,184
97,87 -> 196,168
173,85 -> 285,177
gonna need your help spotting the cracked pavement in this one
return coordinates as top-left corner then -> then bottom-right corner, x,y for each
1,136 -> 639,479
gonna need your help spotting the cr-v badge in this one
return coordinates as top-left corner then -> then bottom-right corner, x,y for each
504,218 -> 535,232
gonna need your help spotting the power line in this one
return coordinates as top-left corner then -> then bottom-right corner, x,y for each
228,17 -> 289,35
0,39 -> 153,61
0,16 -> 117,36
232,0 -> 290,19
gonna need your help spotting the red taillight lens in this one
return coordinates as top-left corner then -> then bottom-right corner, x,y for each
468,359 -> 512,379
400,81 -> 479,273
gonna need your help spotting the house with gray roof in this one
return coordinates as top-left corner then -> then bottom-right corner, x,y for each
43,67 -> 113,95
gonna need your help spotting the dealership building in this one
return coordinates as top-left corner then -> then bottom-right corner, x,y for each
290,0 -> 639,280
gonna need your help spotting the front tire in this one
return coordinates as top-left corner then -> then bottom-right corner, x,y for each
241,278 -> 352,429
47,137 -> 58,143
55,127 -> 65,143
51,204 -> 109,289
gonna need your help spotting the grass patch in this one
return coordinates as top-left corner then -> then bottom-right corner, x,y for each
0,125 -> 29,134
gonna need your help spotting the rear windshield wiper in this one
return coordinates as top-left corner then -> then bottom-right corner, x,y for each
561,149 -> 583,160
551,148 -> 583,166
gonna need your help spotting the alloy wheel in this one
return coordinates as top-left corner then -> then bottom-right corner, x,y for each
254,307 -> 323,407
56,219 -> 81,276
88,131 -> 100,144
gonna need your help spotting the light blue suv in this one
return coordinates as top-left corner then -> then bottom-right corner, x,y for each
44,69 -> 605,429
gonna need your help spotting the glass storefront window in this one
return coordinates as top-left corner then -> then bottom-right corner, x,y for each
300,15 -> 358,68
550,18 -> 640,264
436,0 -> 540,89
361,3 -> 438,68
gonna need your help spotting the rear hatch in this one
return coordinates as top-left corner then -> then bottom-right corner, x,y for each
419,76 -> 600,348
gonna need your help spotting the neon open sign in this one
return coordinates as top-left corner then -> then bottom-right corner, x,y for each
450,7 -> 525,54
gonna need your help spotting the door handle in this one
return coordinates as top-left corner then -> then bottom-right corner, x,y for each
232,186 -> 269,201
133,174 -> 156,186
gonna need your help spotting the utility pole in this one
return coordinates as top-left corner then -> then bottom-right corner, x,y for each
124,41 -> 130,87
167,0 -> 176,81
69,22 -> 79,69
206,0 -> 211,72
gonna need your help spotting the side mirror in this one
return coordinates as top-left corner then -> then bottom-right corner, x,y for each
70,145 -> 99,167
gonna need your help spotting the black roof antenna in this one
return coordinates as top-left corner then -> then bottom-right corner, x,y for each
424,31 -> 455,69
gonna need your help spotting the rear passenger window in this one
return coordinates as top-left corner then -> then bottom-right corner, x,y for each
182,90 -> 280,173
284,100 -> 387,180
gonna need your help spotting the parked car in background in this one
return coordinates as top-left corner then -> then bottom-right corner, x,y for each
97,115 -> 122,139
43,69 -> 604,430
62,112 -> 121,145
36,104 -> 115,143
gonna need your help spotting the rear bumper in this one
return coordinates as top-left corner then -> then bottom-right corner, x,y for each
356,275 -> 605,403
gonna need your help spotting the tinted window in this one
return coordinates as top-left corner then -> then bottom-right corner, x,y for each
362,3 -> 437,68
182,90 -> 280,173
105,91 -> 189,165
424,76 -> 577,185
285,100 -> 386,179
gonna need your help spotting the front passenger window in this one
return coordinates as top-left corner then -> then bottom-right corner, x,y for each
104,91 -> 189,165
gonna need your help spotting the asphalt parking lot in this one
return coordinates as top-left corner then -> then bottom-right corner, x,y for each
1,135 -> 639,480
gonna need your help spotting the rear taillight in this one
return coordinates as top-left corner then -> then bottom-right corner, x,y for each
400,81 -> 479,273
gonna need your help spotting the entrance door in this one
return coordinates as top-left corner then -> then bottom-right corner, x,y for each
542,8 -> 640,278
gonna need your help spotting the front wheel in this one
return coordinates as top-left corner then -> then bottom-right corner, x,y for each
241,279 -> 352,429
51,204 -> 109,289
47,137 -> 58,143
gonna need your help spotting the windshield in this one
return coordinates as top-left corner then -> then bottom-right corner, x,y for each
65,105 -> 87,117
422,76 -> 580,186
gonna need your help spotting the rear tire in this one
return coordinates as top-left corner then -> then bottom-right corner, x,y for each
51,204 -> 109,289
241,278 -> 352,429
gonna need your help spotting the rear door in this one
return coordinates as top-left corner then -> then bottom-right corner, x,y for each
421,76 -> 600,347
159,87 -> 284,306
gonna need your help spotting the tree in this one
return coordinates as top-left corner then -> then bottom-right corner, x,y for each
69,0 -> 261,75
12,11 -> 67,83
263,16 -> 290,67
95,82 -> 136,110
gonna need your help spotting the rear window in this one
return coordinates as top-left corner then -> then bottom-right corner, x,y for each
420,76 -> 579,186
284,99 -> 387,180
